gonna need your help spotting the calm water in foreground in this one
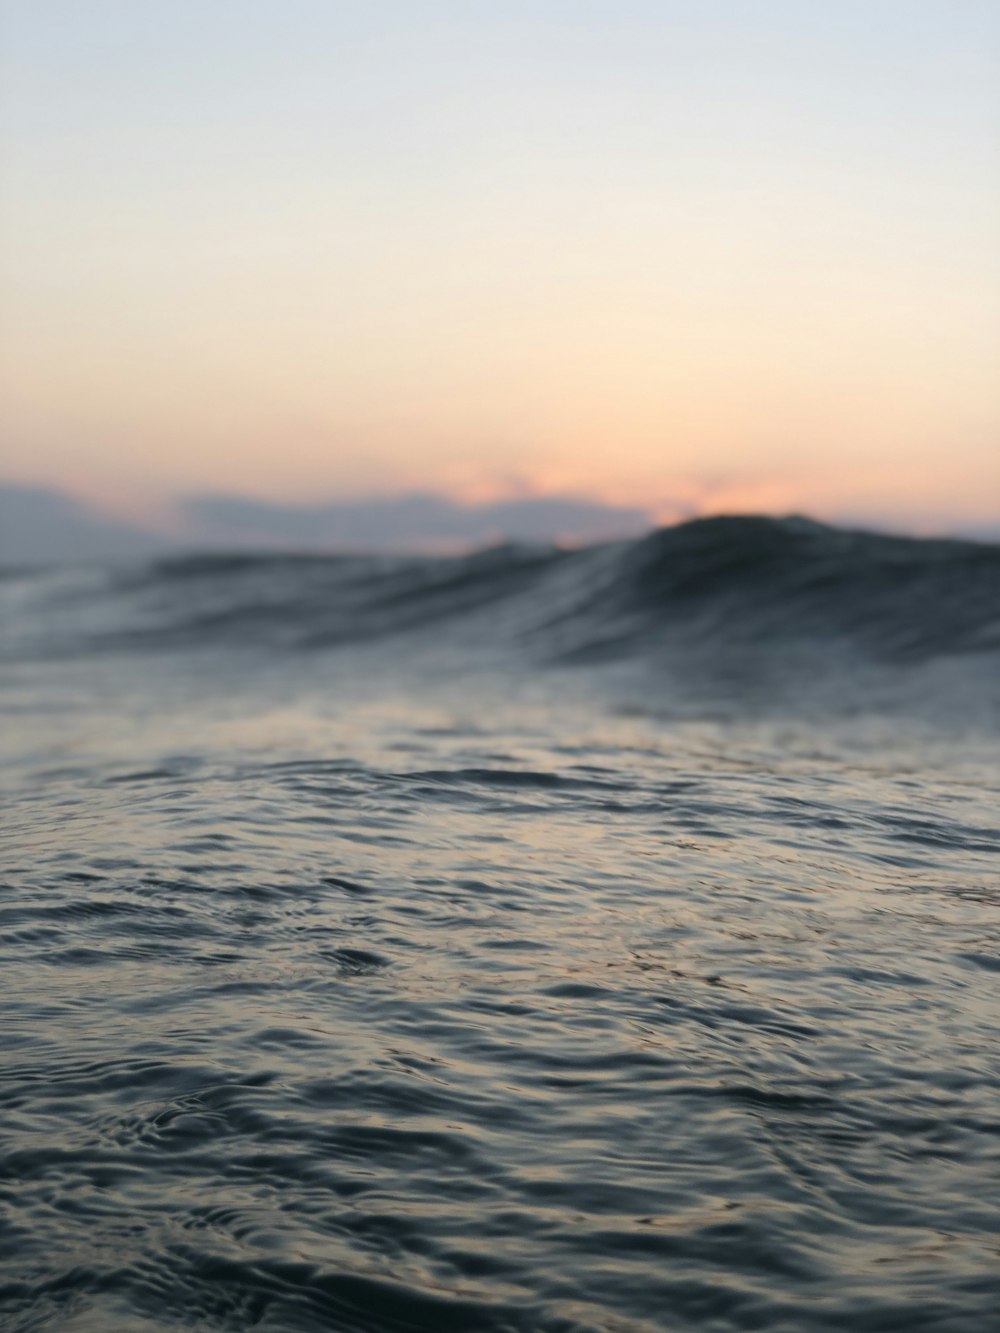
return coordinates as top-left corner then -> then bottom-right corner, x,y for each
2,520 -> 999,1332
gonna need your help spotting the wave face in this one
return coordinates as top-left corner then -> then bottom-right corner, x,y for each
3,516 -> 1000,1331
614,516 -> 1000,658
5,516 -> 1000,670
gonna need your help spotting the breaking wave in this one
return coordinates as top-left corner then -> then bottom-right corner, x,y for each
6,516 -> 999,671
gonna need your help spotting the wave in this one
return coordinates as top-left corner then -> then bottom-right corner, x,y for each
610,516 -> 1000,660
4,516 -> 999,668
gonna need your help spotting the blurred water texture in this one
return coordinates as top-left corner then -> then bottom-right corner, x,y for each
1,518 -> 999,1332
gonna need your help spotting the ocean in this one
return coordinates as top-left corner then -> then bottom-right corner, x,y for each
2,515 -> 999,1332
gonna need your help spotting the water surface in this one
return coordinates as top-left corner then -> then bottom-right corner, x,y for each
2,518 -> 999,1332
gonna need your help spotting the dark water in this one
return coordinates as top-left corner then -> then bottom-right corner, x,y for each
2,517 -> 999,1332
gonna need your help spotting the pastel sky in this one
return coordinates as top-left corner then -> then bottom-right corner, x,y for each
2,0 -> 998,532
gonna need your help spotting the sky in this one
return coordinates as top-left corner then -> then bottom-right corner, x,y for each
1,0 -> 998,536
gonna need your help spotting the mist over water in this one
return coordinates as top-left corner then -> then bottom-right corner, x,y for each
2,518 -> 999,1333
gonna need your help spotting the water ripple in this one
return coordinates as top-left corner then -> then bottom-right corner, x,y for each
2,644 -> 999,1329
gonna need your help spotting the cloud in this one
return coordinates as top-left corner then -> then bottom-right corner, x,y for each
0,485 -> 176,566
0,484 -> 654,565
178,492 -> 654,551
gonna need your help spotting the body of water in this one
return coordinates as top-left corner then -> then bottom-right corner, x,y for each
2,517 -> 999,1332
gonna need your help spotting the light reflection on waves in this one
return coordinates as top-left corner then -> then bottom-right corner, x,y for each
2,721 -> 999,1333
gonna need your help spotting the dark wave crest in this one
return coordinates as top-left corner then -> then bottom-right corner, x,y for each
612,516 -> 1000,659
5,516 -> 999,668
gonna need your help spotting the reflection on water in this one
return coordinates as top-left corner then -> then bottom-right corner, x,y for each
2,523 -> 999,1331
